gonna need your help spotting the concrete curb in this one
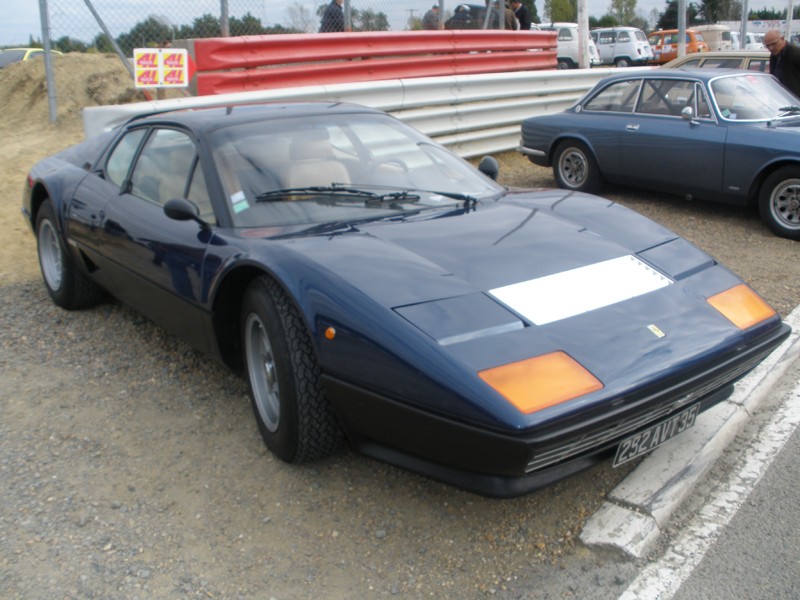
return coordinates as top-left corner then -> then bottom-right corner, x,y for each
579,305 -> 800,559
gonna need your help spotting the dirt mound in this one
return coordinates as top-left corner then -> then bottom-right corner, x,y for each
0,52 -> 145,131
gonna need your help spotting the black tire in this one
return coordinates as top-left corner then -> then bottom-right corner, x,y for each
758,167 -> 800,240
614,57 -> 631,68
552,140 -> 603,193
241,275 -> 343,463
556,59 -> 572,70
35,200 -> 105,309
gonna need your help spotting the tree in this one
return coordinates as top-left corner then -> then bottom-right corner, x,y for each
53,36 -> 88,53
544,0 -> 576,22
287,2 -> 317,33
116,16 -> 174,54
353,8 -> 390,31
610,0 -> 637,25
92,33 -> 114,53
698,0 -> 741,22
655,0 -> 701,30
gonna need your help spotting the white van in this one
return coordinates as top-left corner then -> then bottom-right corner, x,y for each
731,31 -> 766,50
540,23 -> 602,69
692,24 -> 733,51
590,26 -> 653,66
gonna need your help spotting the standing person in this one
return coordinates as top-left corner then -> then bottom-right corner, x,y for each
510,0 -> 531,31
445,4 -> 473,29
764,30 -> 800,98
319,0 -> 345,33
422,4 -> 440,30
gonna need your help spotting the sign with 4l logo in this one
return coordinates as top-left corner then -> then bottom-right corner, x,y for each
133,48 -> 195,88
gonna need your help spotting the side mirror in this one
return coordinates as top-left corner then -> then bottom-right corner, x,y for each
164,197 -> 205,226
478,155 -> 500,181
681,106 -> 695,121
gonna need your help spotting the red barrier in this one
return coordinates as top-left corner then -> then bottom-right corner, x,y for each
178,30 -> 557,96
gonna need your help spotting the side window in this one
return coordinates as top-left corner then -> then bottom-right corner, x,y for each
599,31 -> 615,44
583,79 -> 640,113
637,79 -> 694,116
694,84 -> 713,119
618,31 -> 630,42
749,59 -> 769,73
558,28 -> 573,41
128,129 -> 209,212
106,129 -> 147,188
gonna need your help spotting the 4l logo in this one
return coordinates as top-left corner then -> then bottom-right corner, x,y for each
133,48 -> 195,89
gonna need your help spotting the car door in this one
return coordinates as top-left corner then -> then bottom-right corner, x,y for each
69,126 -> 216,348
616,78 -> 727,196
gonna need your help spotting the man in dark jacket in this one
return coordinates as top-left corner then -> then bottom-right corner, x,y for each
319,0 -> 345,33
765,30 -> 800,98
510,0 -> 532,31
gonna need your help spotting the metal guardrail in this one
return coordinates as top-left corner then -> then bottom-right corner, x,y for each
181,30 -> 560,95
83,67 -> 650,157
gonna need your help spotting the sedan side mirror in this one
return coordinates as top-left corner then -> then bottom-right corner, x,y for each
681,106 -> 695,121
478,155 -> 500,181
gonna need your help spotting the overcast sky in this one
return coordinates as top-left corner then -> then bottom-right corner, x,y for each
0,0 -> 789,47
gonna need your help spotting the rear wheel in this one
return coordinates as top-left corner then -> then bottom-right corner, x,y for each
36,200 -> 104,309
556,59 -> 572,69
241,275 -> 342,462
614,57 -> 631,67
758,167 -> 800,240
552,140 -> 603,193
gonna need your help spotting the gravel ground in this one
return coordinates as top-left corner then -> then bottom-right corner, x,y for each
2,149 -> 799,599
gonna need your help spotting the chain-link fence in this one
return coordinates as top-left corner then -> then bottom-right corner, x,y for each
43,0 -> 542,54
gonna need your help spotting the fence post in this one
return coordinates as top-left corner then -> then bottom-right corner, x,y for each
38,0 -> 58,124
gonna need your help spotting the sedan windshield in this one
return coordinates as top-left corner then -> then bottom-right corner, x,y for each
710,73 -> 800,121
209,112 -> 503,228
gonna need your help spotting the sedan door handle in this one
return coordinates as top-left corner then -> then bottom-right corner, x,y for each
626,124 -> 640,131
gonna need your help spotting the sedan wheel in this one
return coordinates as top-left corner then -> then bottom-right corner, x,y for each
553,140 -> 603,193
759,167 -> 800,240
241,275 -> 343,462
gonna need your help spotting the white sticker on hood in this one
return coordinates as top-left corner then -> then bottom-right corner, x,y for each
489,255 -> 672,325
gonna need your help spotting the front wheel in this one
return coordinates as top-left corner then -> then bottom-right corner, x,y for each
759,167 -> 800,240
552,140 -> 603,193
241,275 -> 343,463
36,200 -> 104,309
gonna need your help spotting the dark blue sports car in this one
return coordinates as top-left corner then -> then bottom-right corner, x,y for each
23,102 -> 790,497
520,69 -> 800,240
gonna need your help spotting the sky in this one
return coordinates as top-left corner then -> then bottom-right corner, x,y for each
0,0 -> 787,47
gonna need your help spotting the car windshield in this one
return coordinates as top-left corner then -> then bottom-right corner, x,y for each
209,112 -> 503,228
710,73 -> 800,120
0,49 -> 27,67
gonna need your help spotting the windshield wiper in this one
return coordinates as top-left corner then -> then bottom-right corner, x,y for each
776,105 -> 800,117
255,185 -> 420,205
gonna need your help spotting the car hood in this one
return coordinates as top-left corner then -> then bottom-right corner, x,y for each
280,189 -> 683,310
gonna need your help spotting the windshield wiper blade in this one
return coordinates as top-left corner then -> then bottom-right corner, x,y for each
426,189 -> 480,208
255,185 -> 380,202
776,105 -> 800,117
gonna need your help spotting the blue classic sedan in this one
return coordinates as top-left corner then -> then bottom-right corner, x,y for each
23,102 -> 790,496
520,69 -> 800,240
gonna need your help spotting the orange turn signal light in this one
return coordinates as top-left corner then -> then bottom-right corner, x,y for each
707,284 -> 776,330
478,351 -> 603,415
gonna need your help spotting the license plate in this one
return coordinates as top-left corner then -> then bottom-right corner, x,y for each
613,404 -> 700,467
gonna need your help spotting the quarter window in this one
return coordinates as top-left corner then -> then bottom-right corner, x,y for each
583,79 -> 640,113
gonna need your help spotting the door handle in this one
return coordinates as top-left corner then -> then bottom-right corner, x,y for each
626,124 -> 640,131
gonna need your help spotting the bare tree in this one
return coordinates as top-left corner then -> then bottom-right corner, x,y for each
286,2 -> 316,33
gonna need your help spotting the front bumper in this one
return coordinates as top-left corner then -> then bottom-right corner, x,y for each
325,321 -> 791,497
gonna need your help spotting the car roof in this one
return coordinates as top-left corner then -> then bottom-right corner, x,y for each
125,101 -> 386,133
597,67 -> 765,83
663,49 -> 770,65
